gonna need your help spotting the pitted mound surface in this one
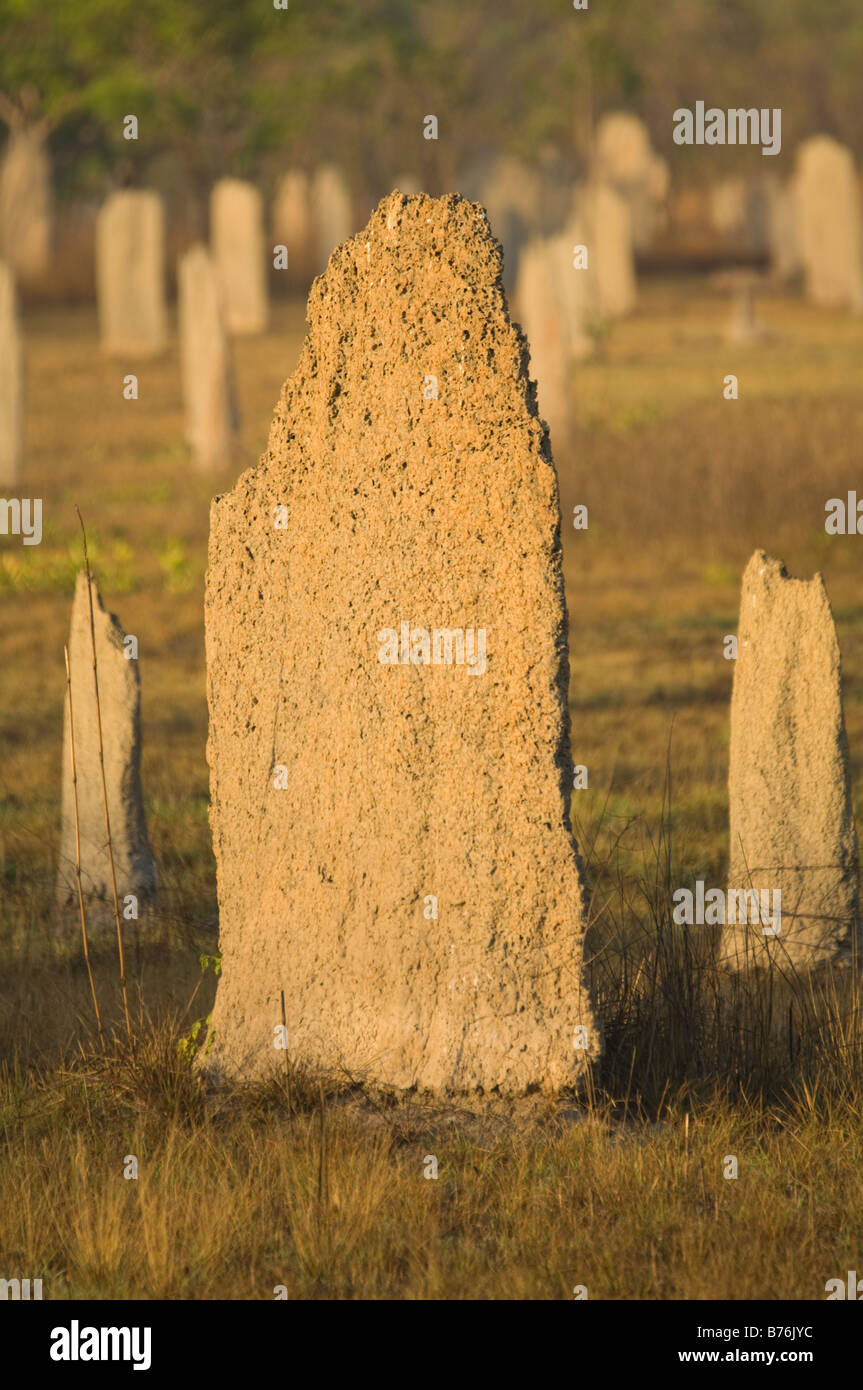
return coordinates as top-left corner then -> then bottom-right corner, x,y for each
724,549 -> 859,968
203,192 -> 598,1093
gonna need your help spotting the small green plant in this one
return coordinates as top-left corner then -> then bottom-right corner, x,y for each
158,540 -> 197,594
177,1016 -> 214,1065
177,952 -> 222,1063
701,561 -> 739,588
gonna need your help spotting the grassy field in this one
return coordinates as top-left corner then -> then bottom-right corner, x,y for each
1,278 -> 862,1299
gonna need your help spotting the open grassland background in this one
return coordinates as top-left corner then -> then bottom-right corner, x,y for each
1,278 -> 862,1298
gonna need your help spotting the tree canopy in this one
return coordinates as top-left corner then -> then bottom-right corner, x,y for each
1,0 -> 862,194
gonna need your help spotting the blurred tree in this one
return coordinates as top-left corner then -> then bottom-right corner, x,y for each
1,0 -> 862,200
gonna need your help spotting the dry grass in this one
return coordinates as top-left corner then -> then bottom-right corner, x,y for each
1,280 -> 862,1298
1,1027 -> 861,1299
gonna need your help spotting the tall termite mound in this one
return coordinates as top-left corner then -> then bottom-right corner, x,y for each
203,192 -> 599,1093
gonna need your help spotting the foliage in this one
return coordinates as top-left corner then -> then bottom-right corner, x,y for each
2,1 -> 863,195
176,952 -> 221,1064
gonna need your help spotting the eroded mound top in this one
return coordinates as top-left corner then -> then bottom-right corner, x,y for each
313,190 -> 506,313
740,549 -> 831,624
223,191 -> 550,502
